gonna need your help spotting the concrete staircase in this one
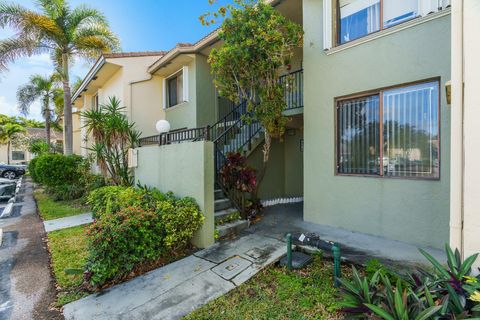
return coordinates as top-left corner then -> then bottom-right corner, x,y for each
214,187 -> 248,240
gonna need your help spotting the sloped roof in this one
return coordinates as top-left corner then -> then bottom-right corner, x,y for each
26,128 -> 63,140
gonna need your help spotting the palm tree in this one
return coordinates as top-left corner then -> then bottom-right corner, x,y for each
0,0 -> 120,155
0,123 -> 26,164
17,74 -> 62,145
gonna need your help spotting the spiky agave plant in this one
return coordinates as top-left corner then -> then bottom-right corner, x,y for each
82,97 -> 140,186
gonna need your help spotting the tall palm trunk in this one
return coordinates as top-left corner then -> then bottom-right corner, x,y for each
62,53 -> 73,155
7,141 -> 10,164
43,97 -> 51,145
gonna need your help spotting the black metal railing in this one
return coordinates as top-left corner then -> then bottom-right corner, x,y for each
138,127 -> 208,147
208,100 -> 248,142
280,69 -> 304,110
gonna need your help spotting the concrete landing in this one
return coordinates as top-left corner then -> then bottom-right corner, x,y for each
43,213 -> 93,233
63,233 -> 286,320
246,203 -> 446,269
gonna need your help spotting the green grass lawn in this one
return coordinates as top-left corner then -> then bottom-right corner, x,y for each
34,189 -> 89,220
185,256 -> 352,320
48,225 -> 89,306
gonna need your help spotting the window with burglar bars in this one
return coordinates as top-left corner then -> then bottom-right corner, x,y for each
336,80 -> 440,179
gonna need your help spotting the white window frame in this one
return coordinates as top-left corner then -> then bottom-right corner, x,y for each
323,0 -> 451,51
163,66 -> 189,109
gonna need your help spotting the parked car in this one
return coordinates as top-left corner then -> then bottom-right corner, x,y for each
0,163 -> 26,179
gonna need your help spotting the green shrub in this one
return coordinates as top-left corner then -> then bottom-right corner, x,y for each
34,154 -> 84,187
159,196 -> 204,251
87,186 -> 127,218
87,186 -> 169,219
28,157 -> 40,182
84,186 -> 204,286
85,206 -> 165,286
46,184 -> 86,201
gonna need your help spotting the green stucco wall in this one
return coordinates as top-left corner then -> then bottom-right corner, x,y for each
165,59 -> 197,130
247,129 -> 304,199
196,55 -> 218,127
303,0 -> 451,249
134,141 -> 215,248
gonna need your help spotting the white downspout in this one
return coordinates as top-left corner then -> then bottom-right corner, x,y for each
450,0 -> 464,256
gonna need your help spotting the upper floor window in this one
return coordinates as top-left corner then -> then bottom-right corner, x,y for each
324,0 -> 451,49
336,80 -> 440,179
164,67 -> 189,109
91,94 -> 99,110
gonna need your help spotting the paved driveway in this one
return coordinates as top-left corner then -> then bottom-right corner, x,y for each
0,179 -> 62,320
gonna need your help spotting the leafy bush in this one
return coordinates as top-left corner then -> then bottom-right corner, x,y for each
87,186 -> 126,218
34,154 -> 84,187
85,206 -> 165,286
84,186 -> 204,286
87,186 -> 169,219
158,196 -> 204,251
28,157 -> 40,182
339,245 -> 480,319
46,184 -> 86,201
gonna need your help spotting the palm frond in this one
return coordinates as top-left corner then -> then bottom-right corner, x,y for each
36,0 -> 68,21
0,37 -> 48,70
0,2 -> 30,28
16,83 -> 39,115
67,4 -> 108,32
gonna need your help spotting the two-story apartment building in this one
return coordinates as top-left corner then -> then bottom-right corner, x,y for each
73,0 -> 458,252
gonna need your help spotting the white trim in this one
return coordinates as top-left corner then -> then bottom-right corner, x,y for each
182,66 -> 189,102
162,78 -> 167,109
325,8 -> 450,55
323,0 -> 333,50
164,67 -> 188,108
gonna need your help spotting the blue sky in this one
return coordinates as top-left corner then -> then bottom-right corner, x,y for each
0,0 -> 222,120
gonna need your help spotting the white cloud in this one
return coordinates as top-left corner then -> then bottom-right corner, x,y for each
0,96 -> 17,116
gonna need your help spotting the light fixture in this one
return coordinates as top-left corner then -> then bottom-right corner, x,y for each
156,120 -> 171,134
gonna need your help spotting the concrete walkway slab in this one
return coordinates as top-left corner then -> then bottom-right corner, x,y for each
64,233 -> 287,320
120,270 -> 235,320
63,255 -> 215,320
43,212 -> 93,232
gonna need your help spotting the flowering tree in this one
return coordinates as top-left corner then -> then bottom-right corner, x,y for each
202,0 -> 303,168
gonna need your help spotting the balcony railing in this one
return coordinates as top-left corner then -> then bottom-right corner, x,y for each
280,69 -> 304,110
138,127 -> 209,147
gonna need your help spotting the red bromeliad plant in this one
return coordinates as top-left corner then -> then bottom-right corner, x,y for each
220,152 -> 262,218
221,152 -> 257,193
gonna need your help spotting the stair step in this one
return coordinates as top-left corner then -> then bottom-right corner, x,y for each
214,208 -> 239,223
215,198 -> 232,211
214,189 -> 224,199
217,219 -> 249,239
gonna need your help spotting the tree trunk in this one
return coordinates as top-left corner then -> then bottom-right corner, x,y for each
44,98 -> 51,146
62,53 -> 73,155
7,141 -> 10,164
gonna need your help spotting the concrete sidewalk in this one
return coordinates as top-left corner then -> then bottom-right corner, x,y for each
43,213 -> 93,233
63,233 -> 286,320
0,179 -> 62,320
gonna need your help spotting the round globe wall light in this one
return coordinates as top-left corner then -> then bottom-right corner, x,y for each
156,120 -> 171,134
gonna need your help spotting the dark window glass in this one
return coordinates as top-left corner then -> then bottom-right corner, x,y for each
168,76 -> 178,107
337,81 -> 440,179
12,151 -> 25,161
337,95 -> 380,174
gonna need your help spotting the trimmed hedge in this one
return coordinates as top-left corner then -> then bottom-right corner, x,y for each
29,153 -> 105,201
33,154 -> 84,186
85,186 -> 204,286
